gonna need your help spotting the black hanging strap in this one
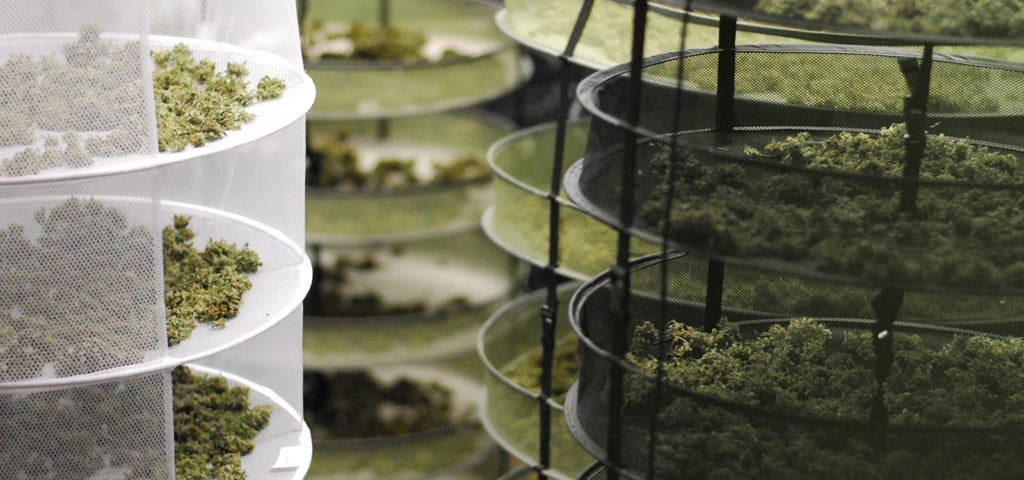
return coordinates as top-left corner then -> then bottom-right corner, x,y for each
646,3 -> 694,478
606,2 -> 649,479
534,2 -> 599,478
898,44 -> 933,213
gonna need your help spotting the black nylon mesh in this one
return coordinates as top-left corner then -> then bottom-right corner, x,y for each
568,254 -> 1024,480
571,45 -> 1024,294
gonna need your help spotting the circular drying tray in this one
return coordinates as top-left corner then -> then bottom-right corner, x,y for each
477,283 -> 594,480
575,46 -> 1024,143
0,365 -> 312,480
303,228 -> 513,368
620,0 -> 1024,46
304,0 -> 531,120
564,255 -> 1024,480
306,111 -> 512,245
495,0 -> 808,70
189,364 -> 313,480
0,33 -> 315,186
0,197 -> 310,391
484,121 -> 657,280
568,47 -> 1024,293
304,364 -> 497,480
564,126 -> 1024,294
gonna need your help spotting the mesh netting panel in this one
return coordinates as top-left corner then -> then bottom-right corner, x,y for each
577,463 -> 607,480
0,372 -> 172,479
570,46 -> 1024,293
569,255 -> 1024,480
625,254 -> 1024,330
650,0 -> 1024,46
152,118 -> 307,242
149,0 -> 303,67
0,1 -> 155,180
0,177 -> 164,385
582,46 -> 1024,149
488,121 -> 639,279
479,284 -> 593,477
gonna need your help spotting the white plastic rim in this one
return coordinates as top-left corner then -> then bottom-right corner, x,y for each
188,364 -> 313,480
0,33 -> 316,186
0,196 -> 312,391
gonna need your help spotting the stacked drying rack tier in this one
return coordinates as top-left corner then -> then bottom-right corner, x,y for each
0,1 -> 314,478
299,1 -> 525,478
559,1 -> 1024,479
483,0 -> 1024,479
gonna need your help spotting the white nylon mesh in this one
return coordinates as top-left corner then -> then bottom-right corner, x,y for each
0,372 -> 173,479
0,0 -> 155,179
149,0 -> 303,67
0,0 -> 309,475
0,182 -> 164,384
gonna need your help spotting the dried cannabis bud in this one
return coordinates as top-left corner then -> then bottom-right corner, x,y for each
639,123 -> 1024,289
1,367 -> 272,479
163,215 -> 261,345
0,198 -> 160,381
0,374 -> 169,479
173,366 -> 272,480
255,75 -> 286,101
346,22 -> 426,61
624,318 -> 1024,479
0,27 -> 289,175
302,19 -> 471,62
502,335 -> 579,403
749,0 -> 1024,37
303,369 -> 453,439
309,252 -> 470,317
308,129 -> 489,190
154,44 -> 255,152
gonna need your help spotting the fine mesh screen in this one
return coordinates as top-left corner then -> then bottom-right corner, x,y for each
0,177 -> 164,385
568,255 -> 1024,480
479,284 -> 594,477
0,1 -> 155,179
0,0 -> 310,474
0,372 -> 172,479
149,0 -> 303,68
570,45 -> 1024,293
650,0 -> 1024,45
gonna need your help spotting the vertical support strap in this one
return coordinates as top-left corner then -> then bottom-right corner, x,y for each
379,0 -> 391,27
714,16 -> 737,141
646,3 -> 694,478
868,45 -> 932,428
704,15 -> 737,333
532,2 -> 598,477
870,288 -> 903,424
528,2 -> 598,474
898,44 -> 933,213
564,0 -> 596,58
606,2 -> 649,479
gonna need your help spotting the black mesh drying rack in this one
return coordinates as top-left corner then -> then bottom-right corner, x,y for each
501,1 -> 1024,479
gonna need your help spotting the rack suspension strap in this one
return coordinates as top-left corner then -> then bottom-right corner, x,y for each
605,1 -> 649,479
647,2 -> 694,478
535,2 -> 596,478
704,16 -> 738,333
